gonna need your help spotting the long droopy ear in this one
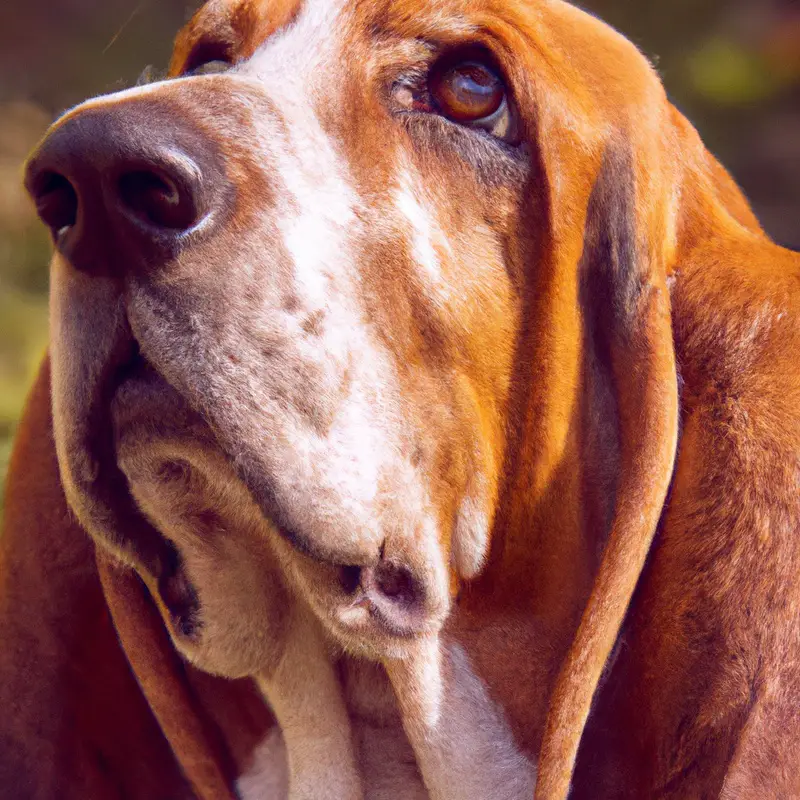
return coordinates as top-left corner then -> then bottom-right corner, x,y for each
530,100 -> 680,798
484,8 -> 685,796
490,3 -> 680,776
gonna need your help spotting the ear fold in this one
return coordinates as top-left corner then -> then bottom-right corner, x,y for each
98,557 -> 242,800
535,139 -> 679,799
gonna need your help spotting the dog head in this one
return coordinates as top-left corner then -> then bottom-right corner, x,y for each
26,0 -> 679,700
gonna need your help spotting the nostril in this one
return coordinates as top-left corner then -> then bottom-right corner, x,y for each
339,564 -> 362,595
32,171 -> 78,235
118,169 -> 198,231
370,563 -> 418,607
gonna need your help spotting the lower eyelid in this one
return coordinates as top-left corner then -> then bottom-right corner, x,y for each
392,76 -> 518,145
399,104 -> 515,145
397,109 -> 515,150
469,100 -> 512,136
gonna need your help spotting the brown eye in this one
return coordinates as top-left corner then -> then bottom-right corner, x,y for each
430,60 -> 505,123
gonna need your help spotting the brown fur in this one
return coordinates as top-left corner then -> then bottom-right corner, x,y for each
4,0 -> 800,797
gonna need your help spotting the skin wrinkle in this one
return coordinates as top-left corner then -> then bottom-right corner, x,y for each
8,0 -> 800,799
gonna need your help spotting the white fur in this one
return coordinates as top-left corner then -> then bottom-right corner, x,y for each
257,607 -> 363,800
395,177 -> 444,286
248,0 -> 349,80
386,642 -> 536,800
239,643 -> 535,800
451,489 -> 492,579
394,169 -> 459,307
237,729 -> 289,800
237,720 -> 431,800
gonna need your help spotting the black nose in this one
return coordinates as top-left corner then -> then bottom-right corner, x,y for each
24,101 -> 221,272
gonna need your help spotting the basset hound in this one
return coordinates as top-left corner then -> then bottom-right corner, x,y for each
2,0 -> 799,797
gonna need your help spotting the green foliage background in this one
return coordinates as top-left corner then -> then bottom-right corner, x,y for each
0,0 -> 798,515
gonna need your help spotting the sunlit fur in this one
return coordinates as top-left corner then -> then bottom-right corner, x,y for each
2,0 -> 800,798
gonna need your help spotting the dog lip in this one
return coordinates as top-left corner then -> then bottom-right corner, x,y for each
333,595 -> 435,641
51,317 -> 180,579
110,358 -> 383,574
110,345 -> 217,447
107,358 -> 448,650
113,341 -> 152,392
110,354 -> 179,437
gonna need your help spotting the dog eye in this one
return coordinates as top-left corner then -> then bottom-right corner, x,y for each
430,61 -> 503,121
427,58 -> 515,140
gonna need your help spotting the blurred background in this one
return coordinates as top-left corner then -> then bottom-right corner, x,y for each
0,0 -> 798,514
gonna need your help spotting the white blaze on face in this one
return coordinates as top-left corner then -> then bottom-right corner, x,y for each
249,0 -> 352,77
243,0 -> 362,326
209,0 -> 401,552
